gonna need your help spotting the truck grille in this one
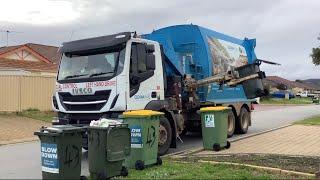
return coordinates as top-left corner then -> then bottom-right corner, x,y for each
58,90 -> 111,111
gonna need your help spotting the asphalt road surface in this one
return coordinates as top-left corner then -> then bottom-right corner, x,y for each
1,105 -> 319,178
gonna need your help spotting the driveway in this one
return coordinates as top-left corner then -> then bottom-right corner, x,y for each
0,115 -> 50,145
197,124 -> 320,157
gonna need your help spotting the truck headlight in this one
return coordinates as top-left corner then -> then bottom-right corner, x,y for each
52,96 -> 59,110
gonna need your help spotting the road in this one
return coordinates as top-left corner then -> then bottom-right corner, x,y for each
0,105 -> 319,178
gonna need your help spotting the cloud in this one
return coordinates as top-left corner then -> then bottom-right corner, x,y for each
0,0 -> 319,79
0,0 -> 79,25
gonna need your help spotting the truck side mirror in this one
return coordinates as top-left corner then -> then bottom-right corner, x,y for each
146,44 -> 155,53
146,54 -> 155,70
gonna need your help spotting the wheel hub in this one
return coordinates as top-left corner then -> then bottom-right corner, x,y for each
228,116 -> 234,132
158,124 -> 168,145
241,113 -> 249,128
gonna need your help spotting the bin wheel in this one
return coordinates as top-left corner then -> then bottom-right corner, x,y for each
121,166 -> 129,176
225,141 -> 231,149
156,156 -> 163,165
213,143 -> 221,151
135,160 -> 145,170
80,176 -> 88,180
97,172 -> 106,180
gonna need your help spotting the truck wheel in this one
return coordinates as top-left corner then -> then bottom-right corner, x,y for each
158,117 -> 172,156
227,111 -> 236,138
236,107 -> 250,134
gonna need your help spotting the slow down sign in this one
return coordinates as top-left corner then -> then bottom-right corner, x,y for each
41,143 -> 59,173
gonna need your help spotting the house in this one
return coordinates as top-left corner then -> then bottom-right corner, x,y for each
263,76 -> 317,94
0,43 -> 60,76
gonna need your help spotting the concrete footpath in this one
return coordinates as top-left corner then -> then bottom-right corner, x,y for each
196,125 -> 320,157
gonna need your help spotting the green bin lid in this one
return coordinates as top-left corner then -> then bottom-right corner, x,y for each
122,110 -> 164,118
199,106 -> 231,112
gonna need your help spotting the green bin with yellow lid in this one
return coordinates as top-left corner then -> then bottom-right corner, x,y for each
199,106 -> 231,151
121,110 -> 163,170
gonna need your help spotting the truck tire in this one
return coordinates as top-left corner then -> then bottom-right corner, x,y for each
227,111 -> 236,138
236,107 -> 250,134
158,117 -> 172,156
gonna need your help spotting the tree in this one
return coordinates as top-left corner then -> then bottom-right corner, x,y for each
311,36 -> 320,66
277,83 -> 287,90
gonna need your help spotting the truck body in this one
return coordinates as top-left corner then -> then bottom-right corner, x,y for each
53,24 -> 266,155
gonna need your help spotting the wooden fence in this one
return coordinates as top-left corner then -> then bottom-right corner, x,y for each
0,75 -> 56,111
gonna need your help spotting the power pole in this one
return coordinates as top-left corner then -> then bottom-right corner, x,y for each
0,30 -> 23,46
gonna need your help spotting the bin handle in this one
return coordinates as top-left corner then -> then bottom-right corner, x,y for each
108,123 -> 128,128
40,126 -> 63,133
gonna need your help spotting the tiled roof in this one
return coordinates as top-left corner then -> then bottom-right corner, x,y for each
25,43 -> 61,64
0,43 -> 61,64
0,45 -> 20,54
0,58 -> 58,73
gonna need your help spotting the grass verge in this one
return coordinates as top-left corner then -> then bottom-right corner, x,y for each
294,116 -> 320,126
18,109 -> 56,122
260,97 -> 313,105
179,154 -> 320,174
117,159 -> 306,179
0,109 -> 56,122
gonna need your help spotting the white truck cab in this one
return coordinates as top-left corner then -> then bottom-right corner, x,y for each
54,34 -> 164,115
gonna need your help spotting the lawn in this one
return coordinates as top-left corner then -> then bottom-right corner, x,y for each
17,109 -> 56,122
0,109 -> 56,122
260,97 -> 313,105
294,116 -> 320,126
118,160 -> 304,179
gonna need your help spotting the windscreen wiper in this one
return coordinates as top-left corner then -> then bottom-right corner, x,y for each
64,74 -> 88,79
89,71 -> 114,77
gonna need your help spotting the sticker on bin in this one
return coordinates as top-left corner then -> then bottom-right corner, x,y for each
204,114 -> 215,128
130,125 -> 143,148
41,143 -> 59,173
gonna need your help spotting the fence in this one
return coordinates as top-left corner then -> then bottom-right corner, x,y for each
0,75 -> 56,111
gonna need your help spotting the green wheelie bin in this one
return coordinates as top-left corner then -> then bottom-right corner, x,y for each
88,124 -> 131,179
199,106 -> 231,151
121,110 -> 163,170
34,125 -> 84,180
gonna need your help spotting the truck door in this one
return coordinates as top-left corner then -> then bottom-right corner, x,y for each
127,42 -> 160,110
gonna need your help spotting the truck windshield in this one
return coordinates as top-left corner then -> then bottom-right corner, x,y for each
58,48 -> 125,81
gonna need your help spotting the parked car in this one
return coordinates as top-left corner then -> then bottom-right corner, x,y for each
296,91 -> 316,98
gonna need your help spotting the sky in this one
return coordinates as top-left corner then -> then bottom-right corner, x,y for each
0,0 -> 319,80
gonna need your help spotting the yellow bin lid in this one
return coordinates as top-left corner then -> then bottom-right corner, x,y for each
122,110 -> 164,117
199,106 -> 231,112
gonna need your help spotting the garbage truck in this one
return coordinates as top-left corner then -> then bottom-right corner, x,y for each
52,24 -> 269,155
